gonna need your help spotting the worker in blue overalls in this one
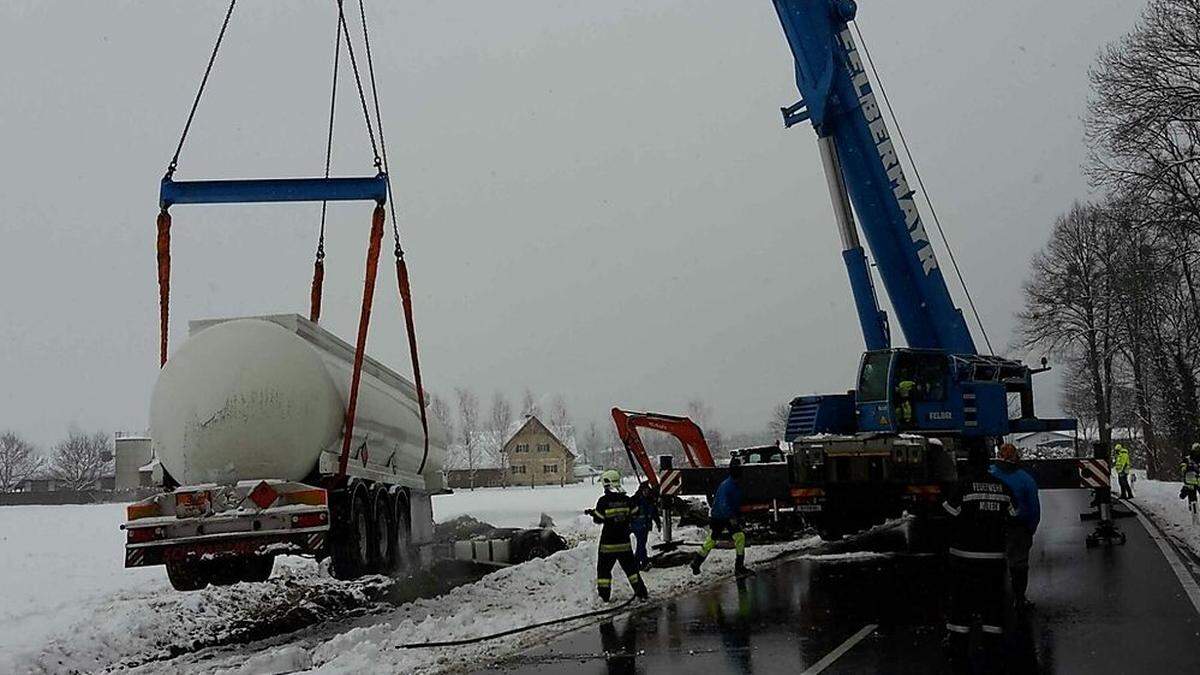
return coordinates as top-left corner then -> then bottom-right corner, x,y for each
691,459 -> 752,577
630,481 -> 661,571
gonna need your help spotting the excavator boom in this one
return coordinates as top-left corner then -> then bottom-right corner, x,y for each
610,408 -> 716,487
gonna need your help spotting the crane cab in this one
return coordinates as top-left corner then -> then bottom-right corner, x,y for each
785,348 -> 1072,441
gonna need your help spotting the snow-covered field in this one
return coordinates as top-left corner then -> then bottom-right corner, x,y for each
0,480 -> 819,674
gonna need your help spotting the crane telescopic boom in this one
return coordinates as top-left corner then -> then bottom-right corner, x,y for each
773,0 -> 975,355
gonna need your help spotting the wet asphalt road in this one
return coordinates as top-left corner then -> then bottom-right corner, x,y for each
479,490 -> 1200,674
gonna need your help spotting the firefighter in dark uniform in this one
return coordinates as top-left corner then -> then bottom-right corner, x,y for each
586,470 -> 649,602
941,450 -> 1018,661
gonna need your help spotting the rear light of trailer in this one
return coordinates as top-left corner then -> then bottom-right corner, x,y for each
127,527 -> 164,544
291,512 -> 329,529
791,487 -> 826,500
904,485 -> 942,501
126,502 -> 161,521
284,488 -> 327,506
175,490 -> 212,518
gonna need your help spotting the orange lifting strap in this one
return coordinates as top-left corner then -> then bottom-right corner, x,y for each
395,255 -> 431,473
156,210 -> 172,368
309,256 -> 325,323
338,204 -> 385,476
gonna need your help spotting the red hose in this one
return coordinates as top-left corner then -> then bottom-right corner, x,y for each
338,204 -> 385,477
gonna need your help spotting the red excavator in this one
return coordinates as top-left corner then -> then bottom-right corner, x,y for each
610,408 -> 716,488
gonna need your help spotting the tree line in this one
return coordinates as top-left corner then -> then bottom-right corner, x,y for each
0,429 -> 114,492
1018,0 -> 1200,478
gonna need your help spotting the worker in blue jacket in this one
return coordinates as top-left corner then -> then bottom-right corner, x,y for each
990,442 -> 1039,610
691,459 -> 751,576
630,481 -> 661,570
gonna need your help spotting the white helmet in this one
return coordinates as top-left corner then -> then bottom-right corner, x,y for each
601,470 -> 623,492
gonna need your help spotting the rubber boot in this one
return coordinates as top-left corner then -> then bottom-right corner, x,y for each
735,554 -> 753,577
690,553 -> 703,576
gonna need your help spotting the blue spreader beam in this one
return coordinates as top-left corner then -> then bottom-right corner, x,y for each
160,174 -> 388,208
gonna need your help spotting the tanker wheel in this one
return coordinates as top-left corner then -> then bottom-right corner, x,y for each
372,489 -> 398,575
393,494 -> 417,576
240,555 -> 275,583
208,559 -> 245,586
166,558 -> 209,591
331,489 -> 373,580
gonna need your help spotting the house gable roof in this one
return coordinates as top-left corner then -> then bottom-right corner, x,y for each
504,415 -> 576,459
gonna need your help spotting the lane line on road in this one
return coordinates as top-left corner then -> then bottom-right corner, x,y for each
801,623 -> 877,674
1125,500 -> 1200,617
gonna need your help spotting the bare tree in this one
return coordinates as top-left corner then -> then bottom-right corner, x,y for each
767,402 -> 791,439
50,430 -> 111,491
520,388 -> 541,418
548,394 -> 571,436
0,431 -> 44,492
581,420 -> 604,466
686,398 -> 723,454
429,393 -> 454,446
1019,202 -> 1120,451
456,388 -> 481,488
489,391 -> 514,483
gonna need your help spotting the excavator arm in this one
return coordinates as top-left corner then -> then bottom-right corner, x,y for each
610,408 -> 716,487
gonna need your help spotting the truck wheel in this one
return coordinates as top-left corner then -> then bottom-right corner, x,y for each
372,489 -> 397,574
393,494 -> 417,576
241,555 -> 275,583
208,559 -> 244,586
166,558 -> 209,591
331,489 -> 373,580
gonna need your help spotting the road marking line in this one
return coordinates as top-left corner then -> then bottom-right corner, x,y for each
1125,500 -> 1200,617
801,623 -> 877,674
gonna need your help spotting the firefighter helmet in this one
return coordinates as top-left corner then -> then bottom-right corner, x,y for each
600,469 -> 622,491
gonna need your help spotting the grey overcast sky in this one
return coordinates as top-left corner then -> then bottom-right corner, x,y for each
0,0 -> 1146,447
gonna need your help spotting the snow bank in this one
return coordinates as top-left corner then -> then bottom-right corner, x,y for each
1123,471 -> 1200,557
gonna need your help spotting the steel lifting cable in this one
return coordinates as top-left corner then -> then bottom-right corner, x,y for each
355,0 -> 433,474
335,0 -> 382,170
311,5 -> 345,324
156,0 -> 237,368
850,21 -> 995,355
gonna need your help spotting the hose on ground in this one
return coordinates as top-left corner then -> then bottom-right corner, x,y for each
396,597 -> 636,649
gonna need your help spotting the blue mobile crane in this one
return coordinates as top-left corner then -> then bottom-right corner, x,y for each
761,1 -> 1075,536
638,1 -> 1083,542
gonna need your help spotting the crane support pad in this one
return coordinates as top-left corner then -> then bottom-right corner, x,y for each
160,175 -> 387,207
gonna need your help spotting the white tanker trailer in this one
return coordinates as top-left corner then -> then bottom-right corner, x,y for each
122,314 -> 453,590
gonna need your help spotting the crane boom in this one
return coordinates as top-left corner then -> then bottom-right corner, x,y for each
773,0 -> 975,355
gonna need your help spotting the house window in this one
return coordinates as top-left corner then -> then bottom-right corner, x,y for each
516,443 -> 529,453
543,464 -> 558,474
537,443 -> 550,453
511,465 -> 526,474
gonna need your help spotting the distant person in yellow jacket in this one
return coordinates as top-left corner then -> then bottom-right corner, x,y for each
1114,443 -> 1133,500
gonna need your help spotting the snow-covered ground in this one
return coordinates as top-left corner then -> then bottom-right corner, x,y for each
1123,471 -> 1200,558
0,480 -> 820,674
